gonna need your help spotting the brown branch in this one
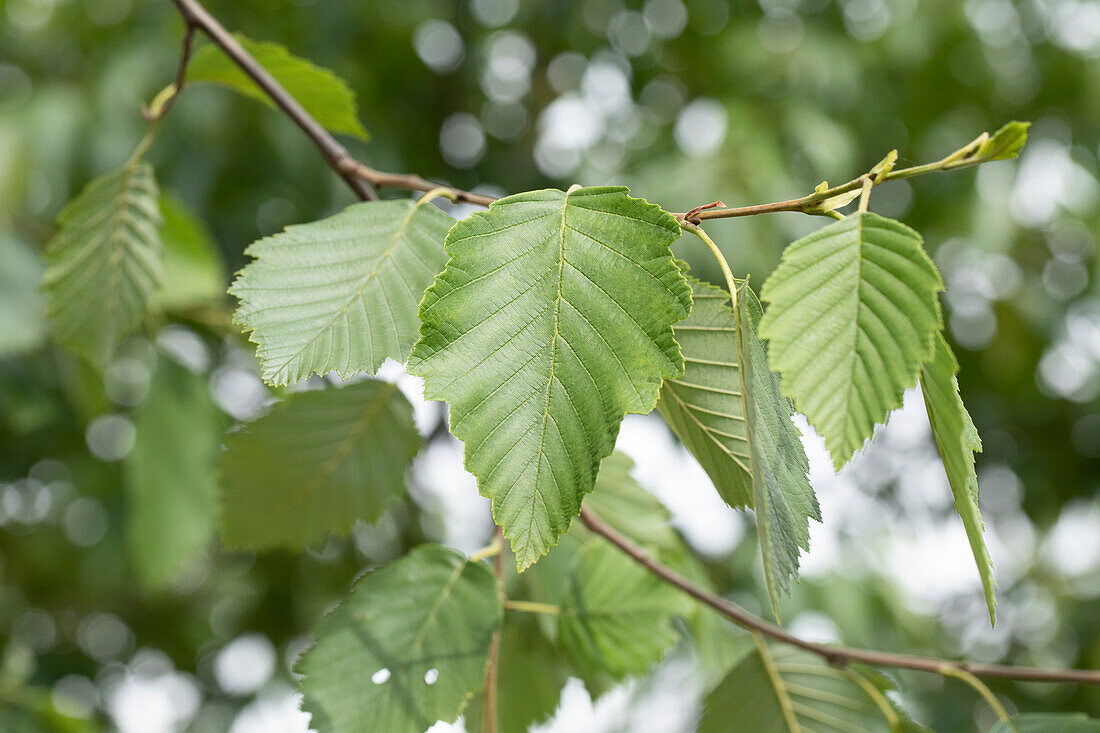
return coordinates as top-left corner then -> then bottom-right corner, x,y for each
578,506 -> 1100,686
169,0 -> 377,201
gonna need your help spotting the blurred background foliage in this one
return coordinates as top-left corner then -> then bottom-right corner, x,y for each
1,0 -> 1099,730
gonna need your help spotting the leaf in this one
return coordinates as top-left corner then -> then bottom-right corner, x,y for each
920,332 -> 995,622
231,198 -> 452,386
581,451 -> 680,554
698,640 -> 902,733
736,281 -> 820,620
463,613 -> 569,733
219,379 -> 419,550
657,269 -> 817,619
991,713 -> 1100,733
0,232 -> 46,356
558,540 -> 687,682
125,357 -> 223,590
759,213 -> 943,469
42,161 -> 163,366
155,193 -> 226,311
186,34 -> 367,139
974,121 -> 1031,162
409,186 -> 692,569
298,544 -> 502,733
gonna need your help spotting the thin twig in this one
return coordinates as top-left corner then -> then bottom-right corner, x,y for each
578,506 -> 1100,686
169,0 -> 377,201
483,525 -> 504,733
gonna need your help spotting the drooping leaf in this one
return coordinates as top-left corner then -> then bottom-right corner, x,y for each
463,613 -> 569,733
298,544 -> 502,733
231,198 -> 452,386
126,356 -> 223,589
974,121 -> 1031,162
155,193 -> 226,311
656,271 -> 753,509
187,34 -> 367,139
657,268 -> 817,620
219,379 -> 419,550
990,713 -> 1100,733
698,640 -> 903,733
409,186 -> 692,569
0,232 -> 46,356
759,213 -> 943,469
921,331 -> 995,623
558,540 -> 687,682
42,161 -> 162,366
735,281 -> 820,620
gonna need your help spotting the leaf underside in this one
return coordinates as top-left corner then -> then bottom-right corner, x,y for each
759,212 -> 943,470
409,186 -> 691,570
42,161 -> 163,366
921,331 -> 995,623
232,199 -> 452,386
298,545 -> 502,733
990,713 -> 1100,733
219,379 -> 419,550
187,34 -> 368,139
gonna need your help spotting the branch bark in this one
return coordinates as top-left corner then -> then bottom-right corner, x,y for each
578,506 -> 1100,686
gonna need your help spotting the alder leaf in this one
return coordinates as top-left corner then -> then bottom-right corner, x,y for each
156,193 -> 226,311
974,120 -> 1031,162
699,640 -> 903,733
219,379 -> 419,550
42,161 -> 162,366
921,331 -> 995,623
409,186 -> 692,569
558,540 -> 687,682
991,713 -> 1100,733
231,198 -> 452,386
187,34 -> 367,139
581,450 -> 680,553
298,544 -> 502,733
126,357 -> 224,590
759,213 -> 943,470
657,269 -> 817,619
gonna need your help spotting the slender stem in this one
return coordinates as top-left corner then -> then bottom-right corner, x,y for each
504,600 -> 562,615
469,533 -> 503,563
145,22 -> 195,121
939,665 -> 1013,723
578,506 -> 1100,686
483,526 -> 504,733
682,221 -> 739,312
169,0 -> 377,201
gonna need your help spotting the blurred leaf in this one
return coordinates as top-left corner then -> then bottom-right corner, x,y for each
298,544 -> 501,733
155,193 -> 226,311
126,356 -> 223,590
409,187 -> 691,570
219,379 -> 419,550
759,213 -> 943,469
990,713 -> 1100,732
187,34 -> 368,139
559,540 -> 687,682
42,161 -> 162,367
581,450 -> 680,553
698,640 -> 902,732
974,121 -> 1031,162
231,198 -> 451,386
0,232 -> 46,356
920,332 -> 995,623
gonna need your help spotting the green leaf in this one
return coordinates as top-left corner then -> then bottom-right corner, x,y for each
409,186 -> 692,569
219,379 -> 419,550
991,713 -> 1100,733
699,640 -> 902,733
974,121 -> 1031,162
186,34 -> 367,139
759,213 -> 943,469
298,544 -> 502,733
231,198 -> 452,386
42,161 -> 163,366
657,268 -> 817,619
736,282 -> 820,620
581,451 -> 680,553
125,357 -> 223,590
559,540 -> 687,682
920,332 -> 995,623
0,232 -> 46,356
155,193 -> 226,311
